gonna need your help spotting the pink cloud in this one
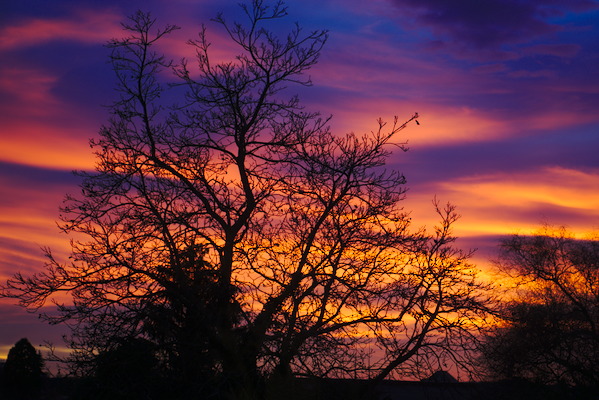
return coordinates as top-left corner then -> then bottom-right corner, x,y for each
0,9 -> 123,50
314,32 -> 449,95
472,63 -> 508,74
0,68 -> 61,116
159,26 -> 246,77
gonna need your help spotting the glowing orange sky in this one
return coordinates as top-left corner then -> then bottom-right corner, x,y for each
1,0 -> 599,360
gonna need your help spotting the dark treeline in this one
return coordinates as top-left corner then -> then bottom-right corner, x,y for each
479,226 -> 599,388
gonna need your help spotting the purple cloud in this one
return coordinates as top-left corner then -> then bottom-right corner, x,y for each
523,43 -> 581,57
390,0 -> 598,58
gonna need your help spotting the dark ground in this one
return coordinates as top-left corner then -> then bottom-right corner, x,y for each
1,376 -> 598,400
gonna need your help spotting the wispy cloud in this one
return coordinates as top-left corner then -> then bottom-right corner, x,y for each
0,9 -> 122,50
0,68 -> 61,116
438,167 -> 599,235
0,163 -> 76,289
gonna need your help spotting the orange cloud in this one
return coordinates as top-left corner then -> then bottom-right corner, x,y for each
311,91 -> 598,152
0,173 -> 74,280
399,167 -> 599,283
0,119 -> 95,170
318,99 -> 508,147
0,65 -> 96,170
405,166 -> 599,239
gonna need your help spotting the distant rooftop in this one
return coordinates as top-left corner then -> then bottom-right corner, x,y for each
421,370 -> 458,383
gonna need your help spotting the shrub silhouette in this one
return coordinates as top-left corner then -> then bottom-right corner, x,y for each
92,338 -> 160,400
2,338 -> 44,399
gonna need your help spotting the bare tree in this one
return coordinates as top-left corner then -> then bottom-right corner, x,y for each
1,2 -> 494,398
480,226 -> 599,387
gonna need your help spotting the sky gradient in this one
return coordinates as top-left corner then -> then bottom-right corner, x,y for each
1,0 -> 599,362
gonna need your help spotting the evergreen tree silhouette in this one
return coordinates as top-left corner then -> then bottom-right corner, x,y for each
2,338 -> 44,399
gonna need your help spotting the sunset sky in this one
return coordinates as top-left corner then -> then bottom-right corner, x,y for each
1,0 -> 599,362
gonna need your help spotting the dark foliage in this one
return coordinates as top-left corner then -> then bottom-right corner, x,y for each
2,338 -> 44,399
481,226 -> 599,387
90,338 -> 160,399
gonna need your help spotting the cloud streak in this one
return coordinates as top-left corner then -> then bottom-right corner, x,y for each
0,9 -> 122,50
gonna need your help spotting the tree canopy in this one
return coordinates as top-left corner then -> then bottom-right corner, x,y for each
481,226 -> 599,387
2,338 -> 44,397
1,2 -> 494,399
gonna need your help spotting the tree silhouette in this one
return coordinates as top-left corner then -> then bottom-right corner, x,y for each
2,338 -> 44,399
1,2 -> 494,398
481,226 -> 599,387
88,338 -> 160,400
